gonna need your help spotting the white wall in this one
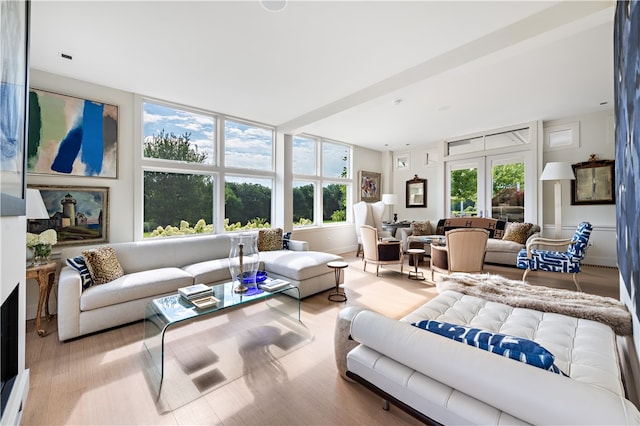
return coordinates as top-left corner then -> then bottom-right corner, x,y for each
541,110 -> 616,266
26,70 -> 136,319
389,144 -> 444,222
0,216 -> 29,425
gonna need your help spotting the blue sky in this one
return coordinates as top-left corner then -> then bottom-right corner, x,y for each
144,101 -> 349,177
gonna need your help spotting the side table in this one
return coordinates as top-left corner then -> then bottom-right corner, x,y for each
327,261 -> 348,302
26,261 -> 57,337
407,248 -> 426,280
381,222 -> 411,238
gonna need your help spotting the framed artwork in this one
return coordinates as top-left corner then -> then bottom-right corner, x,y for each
395,154 -> 409,169
359,170 -> 381,202
571,158 -> 615,205
0,0 -> 30,216
406,174 -> 427,208
27,88 -> 118,178
27,185 -> 109,246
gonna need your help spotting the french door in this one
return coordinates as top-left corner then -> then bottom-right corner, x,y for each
446,152 -> 532,222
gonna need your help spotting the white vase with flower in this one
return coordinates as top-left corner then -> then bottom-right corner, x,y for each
26,229 -> 58,265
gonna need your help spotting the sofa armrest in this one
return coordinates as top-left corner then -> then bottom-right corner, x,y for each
57,266 -> 83,341
399,227 -> 413,252
349,310 -> 640,425
287,239 -> 308,251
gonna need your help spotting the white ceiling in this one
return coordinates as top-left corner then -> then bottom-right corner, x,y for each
29,0 -> 615,152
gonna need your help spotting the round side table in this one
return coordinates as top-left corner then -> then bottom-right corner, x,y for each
407,248 -> 426,281
327,261 -> 348,302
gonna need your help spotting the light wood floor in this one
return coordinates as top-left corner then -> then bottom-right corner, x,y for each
22,255 -> 621,425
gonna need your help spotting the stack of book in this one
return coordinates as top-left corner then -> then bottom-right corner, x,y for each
178,283 -> 218,308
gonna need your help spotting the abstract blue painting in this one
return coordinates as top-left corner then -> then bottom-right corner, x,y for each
27,89 -> 118,178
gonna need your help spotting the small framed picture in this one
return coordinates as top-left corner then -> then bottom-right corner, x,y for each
395,155 -> 409,169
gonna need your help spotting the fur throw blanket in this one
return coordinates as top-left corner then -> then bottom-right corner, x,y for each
436,273 -> 632,335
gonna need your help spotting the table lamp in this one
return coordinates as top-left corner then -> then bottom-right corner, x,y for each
540,162 -> 575,238
382,193 -> 399,222
26,188 -> 49,220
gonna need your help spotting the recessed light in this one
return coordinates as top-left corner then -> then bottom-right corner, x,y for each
59,52 -> 73,61
392,99 -> 403,106
600,101 -> 608,106
261,0 -> 286,12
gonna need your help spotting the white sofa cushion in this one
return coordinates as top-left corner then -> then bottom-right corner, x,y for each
181,258 -> 231,284
80,267 -> 193,311
258,250 -> 342,280
401,290 -> 625,397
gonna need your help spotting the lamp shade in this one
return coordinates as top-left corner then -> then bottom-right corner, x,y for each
540,162 -> 575,181
26,189 -> 50,219
381,193 -> 398,205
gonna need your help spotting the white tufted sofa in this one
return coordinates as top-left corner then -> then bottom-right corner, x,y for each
345,290 -> 640,425
57,233 -> 342,341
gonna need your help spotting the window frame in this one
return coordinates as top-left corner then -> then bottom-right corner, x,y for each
137,96 -> 277,238
292,134 -> 352,228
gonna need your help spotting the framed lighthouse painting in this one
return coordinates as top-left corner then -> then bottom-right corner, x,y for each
27,185 -> 109,246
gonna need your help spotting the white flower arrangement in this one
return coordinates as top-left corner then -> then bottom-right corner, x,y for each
26,229 -> 58,248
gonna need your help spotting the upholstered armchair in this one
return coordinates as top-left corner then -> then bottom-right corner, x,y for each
516,222 -> 593,291
353,201 -> 393,257
430,228 -> 489,280
360,225 -> 403,276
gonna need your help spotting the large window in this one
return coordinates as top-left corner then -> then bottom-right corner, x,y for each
141,99 -> 275,236
292,136 -> 351,227
223,119 -> 274,230
142,100 -> 216,237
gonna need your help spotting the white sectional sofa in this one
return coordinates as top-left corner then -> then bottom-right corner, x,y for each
345,290 -> 640,425
57,233 -> 341,341
400,218 -> 541,267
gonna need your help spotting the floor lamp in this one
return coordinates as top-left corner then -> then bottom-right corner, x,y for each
381,193 -> 398,222
540,162 -> 575,238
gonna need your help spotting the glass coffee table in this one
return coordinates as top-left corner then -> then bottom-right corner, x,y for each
142,279 -> 300,399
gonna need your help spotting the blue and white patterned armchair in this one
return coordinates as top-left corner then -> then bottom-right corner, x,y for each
516,222 -> 593,291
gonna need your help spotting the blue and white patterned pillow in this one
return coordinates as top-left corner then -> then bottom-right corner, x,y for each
66,256 -> 94,290
412,320 -> 566,375
283,232 -> 291,250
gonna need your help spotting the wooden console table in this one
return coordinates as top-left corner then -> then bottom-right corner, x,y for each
26,261 -> 57,337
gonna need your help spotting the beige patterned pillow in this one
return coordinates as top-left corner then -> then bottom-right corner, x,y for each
82,246 -> 124,285
502,222 -> 534,244
412,221 -> 433,236
258,228 -> 283,251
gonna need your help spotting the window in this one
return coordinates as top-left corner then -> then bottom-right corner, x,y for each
444,123 -> 533,222
224,119 -> 273,171
225,176 -> 272,230
142,100 -> 216,237
292,136 -> 351,227
223,119 -> 274,230
292,136 -> 316,176
141,99 -> 276,236
293,181 -> 314,226
143,101 -> 215,164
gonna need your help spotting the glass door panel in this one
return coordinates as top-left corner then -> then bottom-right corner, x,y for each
446,159 -> 484,217
490,156 -> 525,222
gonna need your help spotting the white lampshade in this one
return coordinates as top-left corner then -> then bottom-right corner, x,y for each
540,162 -> 575,181
381,193 -> 398,205
26,189 -> 50,219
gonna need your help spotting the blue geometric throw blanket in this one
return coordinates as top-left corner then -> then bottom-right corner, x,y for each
412,319 -> 567,376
